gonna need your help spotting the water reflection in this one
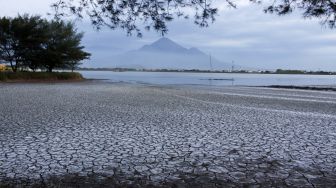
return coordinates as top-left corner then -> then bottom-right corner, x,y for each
80,71 -> 335,86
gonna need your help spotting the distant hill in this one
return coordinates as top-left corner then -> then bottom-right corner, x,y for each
112,38 -> 231,70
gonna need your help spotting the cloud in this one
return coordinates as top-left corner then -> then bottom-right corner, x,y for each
0,0 -> 55,16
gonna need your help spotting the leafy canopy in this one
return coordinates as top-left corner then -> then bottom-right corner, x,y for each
39,20 -> 91,72
259,0 -> 336,28
0,15 -> 46,72
51,0 -> 221,37
51,0 -> 336,36
0,15 -> 90,72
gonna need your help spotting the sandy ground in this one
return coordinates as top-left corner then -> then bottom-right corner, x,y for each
0,81 -> 336,187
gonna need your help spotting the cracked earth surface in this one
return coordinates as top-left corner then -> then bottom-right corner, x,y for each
0,82 -> 336,187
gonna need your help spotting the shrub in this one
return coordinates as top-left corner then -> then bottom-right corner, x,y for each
0,72 -> 84,82
0,72 -> 7,81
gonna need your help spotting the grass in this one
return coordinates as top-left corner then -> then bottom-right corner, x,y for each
0,72 -> 84,82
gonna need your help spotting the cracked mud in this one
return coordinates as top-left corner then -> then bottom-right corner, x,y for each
0,82 -> 336,187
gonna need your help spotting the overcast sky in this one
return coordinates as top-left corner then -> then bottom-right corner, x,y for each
1,0 -> 336,70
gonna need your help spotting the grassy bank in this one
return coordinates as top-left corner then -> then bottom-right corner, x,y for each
0,72 -> 84,82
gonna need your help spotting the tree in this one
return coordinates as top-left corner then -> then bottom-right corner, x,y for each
0,15 -> 90,72
260,0 -> 336,28
0,15 -> 47,72
39,20 -> 90,72
0,17 -> 18,72
51,0 -> 220,37
52,0 -> 336,36
13,15 -> 49,72
66,48 -> 91,72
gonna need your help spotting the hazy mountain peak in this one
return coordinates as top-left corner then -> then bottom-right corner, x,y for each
140,37 -> 186,53
114,38 -> 231,70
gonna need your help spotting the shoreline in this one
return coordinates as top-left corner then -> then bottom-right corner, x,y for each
76,69 -> 336,75
265,85 -> 336,92
2,79 -> 336,92
0,72 -> 84,83
0,78 -> 109,84
0,79 -> 85,83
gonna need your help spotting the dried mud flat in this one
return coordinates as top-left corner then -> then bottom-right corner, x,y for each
0,82 -> 336,187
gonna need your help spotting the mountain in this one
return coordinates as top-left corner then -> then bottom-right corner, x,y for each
111,38 -> 231,70
139,37 -> 187,53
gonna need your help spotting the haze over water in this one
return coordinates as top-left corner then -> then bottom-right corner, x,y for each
80,71 -> 336,86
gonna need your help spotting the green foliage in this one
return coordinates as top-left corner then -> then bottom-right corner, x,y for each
52,0 -> 220,37
275,69 -> 305,74
0,72 -> 7,81
0,15 -> 90,72
261,0 -> 336,28
0,15 -> 48,72
52,0 -> 336,37
39,20 -> 90,72
0,72 -> 83,81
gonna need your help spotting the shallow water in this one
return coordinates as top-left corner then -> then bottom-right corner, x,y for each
80,71 -> 336,86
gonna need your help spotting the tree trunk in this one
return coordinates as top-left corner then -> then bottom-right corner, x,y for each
9,61 -> 16,72
15,61 -> 20,72
47,66 -> 53,72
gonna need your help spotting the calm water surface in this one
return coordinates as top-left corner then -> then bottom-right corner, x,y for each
80,71 -> 336,86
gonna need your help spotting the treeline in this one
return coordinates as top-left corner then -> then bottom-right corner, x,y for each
274,69 -> 336,75
78,67 -> 336,75
275,69 -> 306,74
0,15 -> 90,72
